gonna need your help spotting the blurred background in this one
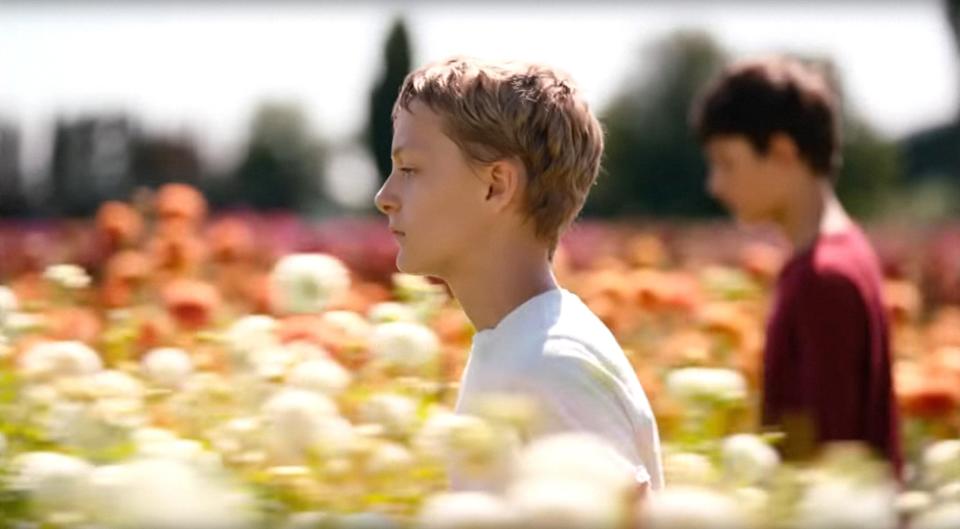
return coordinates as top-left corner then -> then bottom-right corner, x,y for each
3,5 -> 960,526
0,0 -> 956,221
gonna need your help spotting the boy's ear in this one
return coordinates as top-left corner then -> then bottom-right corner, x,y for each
484,157 -> 525,211
767,132 -> 801,166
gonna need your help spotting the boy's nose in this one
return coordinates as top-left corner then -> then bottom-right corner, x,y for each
374,182 -> 398,215
706,172 -> 724,200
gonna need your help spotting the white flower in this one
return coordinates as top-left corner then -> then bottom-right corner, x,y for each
248,344 -> 299,380
418,492 -> 517,529
413,407 -> 464,461
43,263 -> 91,290
914,503 -> 960,529
639,486 -> 746,529
895,491 -> 933,517
393,273 -> 445,300
142,347 -> 194,389
282,511 -> 332,529
19,340 -> 102,382
87,369 -> 145,400
663,451 -> 718,486
923,439 -> 960,487
131,426 -> 179,450
935,480 -> 960,502
322,309 -> 373,339
139,437 -> 224,474
508,478 -> 625,529
4,311 -> 44,335
364,441 -> 415,478
261,387 -> 345,463
209,417 -> 266,465
359,393 -> 420,440
516,433 -> 635,494
287,357 -> 352,396
733,486 -> 769,521
721,433 -> 780,486
10,451 -> 93,517
368,301 -> 418,324
0,285 -> 18,325
334,512 -> 400,529
795,477 -> 897,529
223,315 -> 280,367
44,397 -> 144,451
270,253 -> 350,315
664,367 -> 747,404
369,321 -> 440,373
86,457 -> 256,529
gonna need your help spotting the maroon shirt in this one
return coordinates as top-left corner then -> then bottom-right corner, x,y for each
762,225 -> 902,475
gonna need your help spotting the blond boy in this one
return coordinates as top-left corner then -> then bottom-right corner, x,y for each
375,57 -> 663,492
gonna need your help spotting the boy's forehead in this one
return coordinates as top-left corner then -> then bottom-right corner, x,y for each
707,135 -> 752,153
392,104 -> 447,156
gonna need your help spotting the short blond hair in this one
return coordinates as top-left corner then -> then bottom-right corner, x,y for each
394,56 -> 604,252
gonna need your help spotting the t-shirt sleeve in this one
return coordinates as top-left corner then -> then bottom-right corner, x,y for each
793,270 -> 869,442
515,340 -> 652,484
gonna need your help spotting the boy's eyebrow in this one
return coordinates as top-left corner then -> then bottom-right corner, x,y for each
391,146 -> 416,160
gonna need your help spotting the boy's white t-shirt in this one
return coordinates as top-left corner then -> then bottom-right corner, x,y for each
453,288 -> 664,492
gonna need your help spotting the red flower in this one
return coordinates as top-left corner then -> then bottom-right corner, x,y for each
161,279 -> 221,331
206,218 -> 255,264
95,201 -> 144,251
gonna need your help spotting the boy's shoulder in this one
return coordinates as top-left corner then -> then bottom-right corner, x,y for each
783,226 -> 881,292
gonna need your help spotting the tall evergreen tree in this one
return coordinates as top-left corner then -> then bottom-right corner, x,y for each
367,17 -> 413,184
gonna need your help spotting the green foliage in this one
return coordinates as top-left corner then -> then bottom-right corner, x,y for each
593,30 -> 905,220
234,102 -> 327,211
588,30 -> 727,218
367,17 -> 413,185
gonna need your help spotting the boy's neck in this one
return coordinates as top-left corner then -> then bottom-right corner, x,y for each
444,244 -> 558,332
778,177 -> 851,254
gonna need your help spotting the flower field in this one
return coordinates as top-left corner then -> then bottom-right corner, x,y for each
2,183 -> 960,528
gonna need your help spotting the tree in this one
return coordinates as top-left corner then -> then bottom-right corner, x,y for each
593,31 -> 901,219
899,0 -> 960,185
366,17 -> 413,184
588,31 -> 727,218
234,102 -> 326,211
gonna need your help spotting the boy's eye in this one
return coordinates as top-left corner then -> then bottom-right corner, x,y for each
399,167 -> 416,176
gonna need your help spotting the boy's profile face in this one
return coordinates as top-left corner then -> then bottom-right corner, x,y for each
375,100 -> 491,277
704,134 -> 789,225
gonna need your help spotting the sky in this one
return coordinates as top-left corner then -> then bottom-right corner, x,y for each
1,0 -> 957,180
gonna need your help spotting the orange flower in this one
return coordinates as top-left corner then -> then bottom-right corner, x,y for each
244,272 -> 273,315
161,279 -> 221,331
924,307 -> 960,350
154,183 -> 207,227
277,313 -> 370,370
326,281 -> 392,315
44,307 -> 102,344
105,250 -> 152,285
739,242 -> 785,282
884,280 -> 922,325
135,312 -> 176,355
147,232 -> 207,277
95,201 -> 144,251
100,251 -> 152,308
897,361 -> 960,419
206,217 -> 255,264
630,270 -> 700,313
431,306 -> 474,347
625,234 -> 669,269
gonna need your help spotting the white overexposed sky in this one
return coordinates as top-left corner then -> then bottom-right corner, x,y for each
1,0 -> 957,176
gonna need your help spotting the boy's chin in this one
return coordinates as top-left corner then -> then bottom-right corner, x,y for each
395,251 -> 430,277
